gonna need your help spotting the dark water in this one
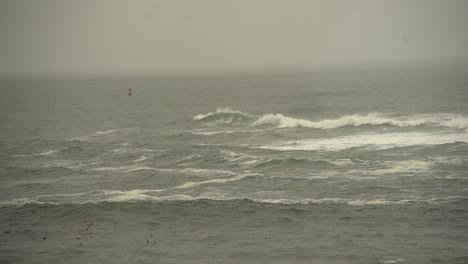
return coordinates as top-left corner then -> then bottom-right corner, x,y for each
1,66 -> 468,263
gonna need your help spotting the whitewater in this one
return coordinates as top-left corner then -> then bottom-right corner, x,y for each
194,107 -> 468,130
1,66 -> 467,264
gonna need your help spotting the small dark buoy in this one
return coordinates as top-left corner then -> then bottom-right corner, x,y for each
128,88 -> 133,96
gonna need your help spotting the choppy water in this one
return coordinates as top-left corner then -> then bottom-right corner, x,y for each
1,66 -> 468,263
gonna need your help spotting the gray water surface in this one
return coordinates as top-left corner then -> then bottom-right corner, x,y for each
1,66 -> 468,263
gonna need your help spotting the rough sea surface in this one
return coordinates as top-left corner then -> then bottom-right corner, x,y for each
1,65 -> 468,263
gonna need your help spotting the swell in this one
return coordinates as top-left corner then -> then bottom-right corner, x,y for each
6,138 -> 102,158
1,194 -> 466,208
2,166 -> 79,178
194,108 -> 468,130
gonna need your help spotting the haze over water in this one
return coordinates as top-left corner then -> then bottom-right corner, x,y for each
1,0 -> 468,263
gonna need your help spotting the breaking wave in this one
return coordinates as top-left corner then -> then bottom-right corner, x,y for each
259,132 -> 468,151
253,112 -> 468,129
194,108 -> 468,130
1,193 -> 465,207
0,198 -> 59,206
193,108 -> 255,123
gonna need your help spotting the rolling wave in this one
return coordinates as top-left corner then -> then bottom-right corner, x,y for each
1,193 -> 465,207
193,108 -> 255,123
194,108 -> 468,130
259,132 -> 468,151
254,112 -> 468,129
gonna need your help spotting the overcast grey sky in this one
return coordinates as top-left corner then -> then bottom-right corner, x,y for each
1,0 -> 468,77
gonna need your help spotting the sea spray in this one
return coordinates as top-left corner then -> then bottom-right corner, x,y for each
195,108 -> 468,129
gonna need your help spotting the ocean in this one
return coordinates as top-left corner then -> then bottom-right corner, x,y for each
1,65 -> 468,264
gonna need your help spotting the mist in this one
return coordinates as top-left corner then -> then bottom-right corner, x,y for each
1,0 -> 468,78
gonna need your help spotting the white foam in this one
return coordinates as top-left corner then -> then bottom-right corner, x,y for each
112,148 -> 127,153
90,165 -> 236,176
346,199 -> 412,206
123,166 -> 164,173
439,117 -> 468,129
101,189 -> 152,202
253,113 -> 318,128
0,198 -> 58,206
96,129 -> 116,135
190,129 -> 263,136
39,150 -> 58,156
133,155 -> 148,162
259,132 -> 468,151
382,257 -> 405,264
90,166 -> 126,172
174,154 -> 201,165
190,130 -> 228,136
1,194 -> 466,207
180,168 -> 235,176
254,197 -> 416,206
98,189 -> 223,203
13,150 -> 58,157
194,107 -> 253,120
252,112 -> 417,128
221,150 -> 257,162
71,129 -> 120,141
430,156 -> 465,166
112,148 -> 154,154
220,150 -> 263,167
174,173 -> 260,189
323,158 -> 356,166
252,196 -> 467,206
37,192 -> 89,198
239,160 -> 262,167
363,160 -> 433,175
90,165 -> 171,173
40,160 -> 77,168
193,108 -> 468,130
252,112 -> 468,129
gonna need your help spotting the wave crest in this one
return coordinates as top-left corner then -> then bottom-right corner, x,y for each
2,194 -> 465,207
253,112 -> 468,129
194,108 -> 255,123
259,132 -> 468,152
194,108 -> 468,129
